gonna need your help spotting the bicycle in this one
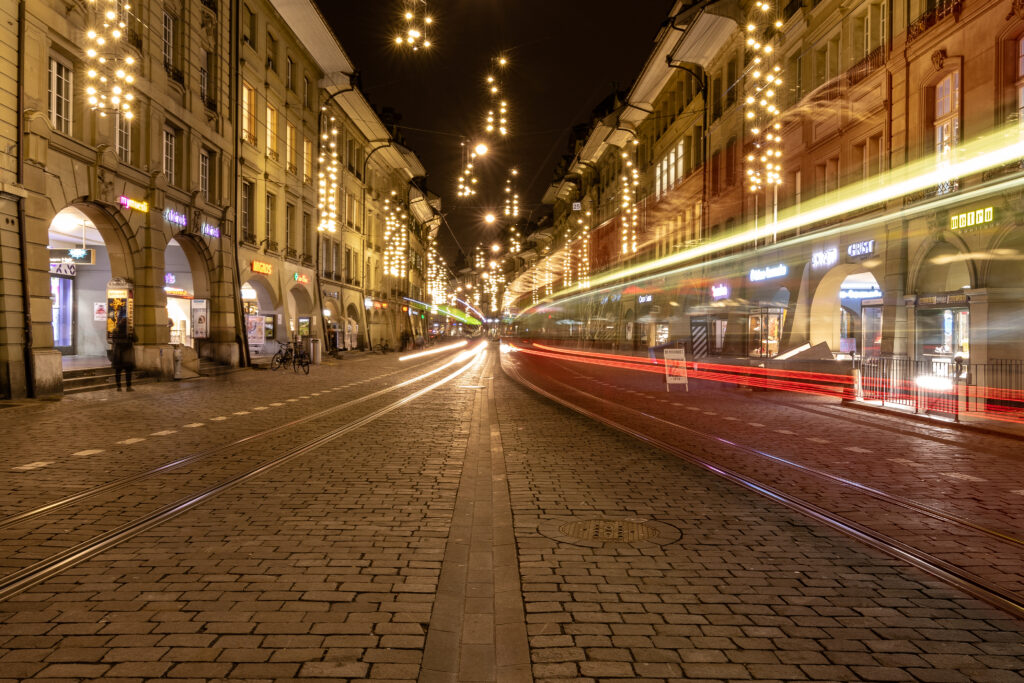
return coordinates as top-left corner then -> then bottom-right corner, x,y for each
270,341 -> 295,370
373,339 -> 391,354
293,347 -> 311,374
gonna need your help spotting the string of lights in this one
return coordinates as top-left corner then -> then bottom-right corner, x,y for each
620,140 -> 640,255
395,0 -> 432,50
84,0 -> 136,120
317,115 -> 340,233
744,1 -> 784,193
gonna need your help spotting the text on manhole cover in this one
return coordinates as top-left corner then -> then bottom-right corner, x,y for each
558,519 -> 658,542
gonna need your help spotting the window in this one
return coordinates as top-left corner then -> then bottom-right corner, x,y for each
303,212 -> 312,257
303,137 -> 313,183
285,203 -> 294,251
199,150 -> 210,201
725,138 -> 737,186
934,70 -> 960,162
286,122 -> 297,173
241,181 -> 254,241
656,163 -> 663,196
242,4 -> 256,46
115,113 -> 131,163
726,60 -> 737,107
266,33 -> 278,72
286,57 -> 294,90
303,76 -> 311,109
162,13 -> 175,67
712,77 -> 722,120
791,169 -> 802,210
786,52 -> 802,106
676,141 -> 684,179
48,57 -> 73,135
668,147 -> 677,186
199,50 -> 209,101
163,128 -> 176,185
346,192 -> 356,226
266,105 -> 278,159
1016,37 -> 1024,127
241,81 -> 256,145
710,150 -> 721,195
265,193 -> 276,245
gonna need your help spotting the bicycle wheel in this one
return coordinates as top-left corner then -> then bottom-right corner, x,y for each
299,353 -> 310,374
270,351 -> 284,370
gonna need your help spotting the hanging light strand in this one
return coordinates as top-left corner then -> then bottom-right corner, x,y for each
395,0 -> 432,50
84,0 -> 136,120
744,0 -> 784,193
317,116 -> 339,232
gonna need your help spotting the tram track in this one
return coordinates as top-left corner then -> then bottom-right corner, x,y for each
502,354 -> 1024,619
0,344 -> 486,601
0,348 -> 466,531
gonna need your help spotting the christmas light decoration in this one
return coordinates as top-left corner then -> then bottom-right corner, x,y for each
395,0 -> 432,50
317,115 -> 339,232
504,168 -> 520,218
620,141 -> 640,255
483,55 -> 510,138
744,0 -> 783,194
84,0 -> 136,120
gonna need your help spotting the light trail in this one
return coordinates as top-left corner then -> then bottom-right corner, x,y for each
399,340 -> 468,361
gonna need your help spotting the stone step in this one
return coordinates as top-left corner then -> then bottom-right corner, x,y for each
63,370 -> 155,395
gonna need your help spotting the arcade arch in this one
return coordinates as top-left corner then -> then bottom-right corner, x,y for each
809,264 -> 882,355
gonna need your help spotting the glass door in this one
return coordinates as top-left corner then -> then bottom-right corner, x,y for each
50,276 -> 75,354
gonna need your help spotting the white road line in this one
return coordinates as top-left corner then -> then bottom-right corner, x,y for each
685,407 -> 700,411
253,407 -> 268,411
210,416 -> 228,421
1011,490 -> 1024,496
891,458 -> 924,467
703,411 -> 717,416
748,422 -> 765,427
807,437 -> 830,444
117,438 -> 146,445
299,396 -> 310,399
269,402 -> 284,406
723,416 -> 739,421
287,398 -> 298,402
12,461 -> 52,471
775,429 -> 796,435
942,472 -> 985,482
72,449 -> 104,456
183,423 -> 204,428
845,446 -> 872,453
233,411 -> 251,415
311,392 -> 321,396
151,430 -> 178,436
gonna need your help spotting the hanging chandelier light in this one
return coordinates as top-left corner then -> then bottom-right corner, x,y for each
744,1 -> 784,194
395,0 -> 432,50
317,115 -> 340,233
84,0 -> 136,120
620,140 -> 640,256
483,55 -> 510,138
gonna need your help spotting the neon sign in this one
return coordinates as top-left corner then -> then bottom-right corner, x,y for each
847,240 -> 875,258
637,294 -> 653,304
164,208 -> 187,227
950,207 -> 993,231
749,264 -> 787,282
118,195 -> 149,212
840,289 -> 883,300
251,260 -> 273,275
811,248 -> 838,269
201,223 -> 220,238
711,284 -> 729,300
293,272 -> 310,284
164,272 -> 176,284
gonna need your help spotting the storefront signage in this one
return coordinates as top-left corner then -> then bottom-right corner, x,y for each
324,291 -> 339,298
919,294 -> 968,306
711,283 -> 730,300
164,287 -> 193,299
811,248 -> 838,269
251,260 -> 273,275
950,206 -> 993,231
840,288 -> 883,299
293,272 -> 310,284
50,263 -> 77,276
49,248 -> 95,265
164,208 -> 187,227
364,296 -> 374,309
118,195 -> 149,212
847,240 -> 875,258
637,294 -> 653,304
201,223 -> 220,238
165,273 -> 176,284
749,264 -> 787,282
664,348 -> 688,389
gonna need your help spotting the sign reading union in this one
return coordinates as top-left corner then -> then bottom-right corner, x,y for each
251,260 -> 273,275
749,264 -> 787,282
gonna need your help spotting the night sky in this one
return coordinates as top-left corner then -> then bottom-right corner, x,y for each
314,1 -> 676,264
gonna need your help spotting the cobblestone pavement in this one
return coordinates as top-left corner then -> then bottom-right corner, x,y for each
0,345 -> 1022,681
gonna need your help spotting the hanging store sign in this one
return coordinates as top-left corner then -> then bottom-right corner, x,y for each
364,296 -> 374,309
950,206 -> 993,232
637,294 -> 653,304
164,287 -> 193,299
118,195 -> 149,212
711,283 -> 730,300
50,263 -> 77,276
847,240 -> 875,258
840,288 -> 883,299
293,272 -> 310,284
49,248 -> 95,265
251,260 -> 273,275
164,208 -> 187,227
811,248 -> 838,269
164,272 -> 176,284
749,264 -> 787,282
918,293 -> 968,306
201,222 -> 220,238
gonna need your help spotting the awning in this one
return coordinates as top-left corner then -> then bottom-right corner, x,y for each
667,0 -> 743,68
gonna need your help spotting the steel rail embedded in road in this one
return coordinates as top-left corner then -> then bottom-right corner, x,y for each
502,358 -> 1024,620
0,346 -> 487,602
0,346 -> 472,531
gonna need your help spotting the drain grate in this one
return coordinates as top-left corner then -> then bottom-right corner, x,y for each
558,519 -> 658,543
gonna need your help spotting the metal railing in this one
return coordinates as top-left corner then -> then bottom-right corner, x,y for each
908,0 -> 963,44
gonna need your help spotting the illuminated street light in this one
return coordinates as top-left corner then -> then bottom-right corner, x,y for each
474,143 -> 488,156
484,213 -> 496,224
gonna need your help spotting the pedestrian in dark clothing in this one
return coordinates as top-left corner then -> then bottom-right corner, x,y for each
110,319 -> 137,392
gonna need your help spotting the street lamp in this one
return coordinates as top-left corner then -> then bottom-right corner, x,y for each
484,213 -> 495,224
474,143 -> 488,156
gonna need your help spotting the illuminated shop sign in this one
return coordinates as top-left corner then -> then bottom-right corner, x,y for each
118,195 -> 149,212
847,240 -> 875,258
711,284 -> 730,300
164,208 -> 187,227
293,272 -> 310,284
637,294 -> 653,303
811,248 -> 838,269
749,264 -> 787,282
364,296 -> 374,309
164,287 -> 193,299
951,207 -> 993,231
164,272 -> 176,284
201,223 -> 220,238
251,260 -> 273,275
49,248 -> 95,264
840,288 -> 883,300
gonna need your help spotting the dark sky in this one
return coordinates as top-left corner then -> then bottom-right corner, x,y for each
314,1 -> 676,263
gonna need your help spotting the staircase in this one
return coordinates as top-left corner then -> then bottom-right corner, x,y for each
198,358 -> 243,377
62,366 -> 154,395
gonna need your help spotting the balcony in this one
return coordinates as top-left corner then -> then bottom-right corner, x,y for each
200,0 -> 217,12
203,96 -> 218,113
847,46 -> 885,87
285,247 -> 297,259
241,232 -> 257,247
242,131 -> 257,146
125,28 -> 143,51
164,61 -> 185,86
908,0 -> 962,44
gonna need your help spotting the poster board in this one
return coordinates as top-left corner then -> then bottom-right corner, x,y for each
663,348 -> 688,391
191,299 -> 209,339
246,314 -> 266,346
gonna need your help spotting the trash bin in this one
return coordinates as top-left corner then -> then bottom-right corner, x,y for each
310,337 -> 321,365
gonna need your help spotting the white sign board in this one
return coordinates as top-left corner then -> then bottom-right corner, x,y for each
663,348 -> 688,391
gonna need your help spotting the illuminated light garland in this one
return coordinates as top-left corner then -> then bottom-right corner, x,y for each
745,0 -> 784,194
620,141 -> 640,255
483,55 -> 510,139
84,0 -> 136,120
456,143 -> 481,198
317,116 -> 339,232
395,0 -> 432,50
383,191 -> 408,278
508,224 -> 522,254
503,168 -> 520,218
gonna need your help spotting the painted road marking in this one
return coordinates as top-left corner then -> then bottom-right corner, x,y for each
270,402 -> 284,406
117,438 -> 145,445
942,472 -> 985,482
775,429 -> 796,435
253,406 -> 268,411
73,449 -> 104,456
723,416 -> 739,421
13,461 -> 52,471
233,411 -> 251,415
685,407 -> 700,412
151,430 -> 178,436
287,399 -> 298,402
703,411 -> 717,416
807,437 -> 830,444
183,423 -> 204,428
748,422 -> 765,427
891,458 -> 925,467
846,446 -> 872,453
211,416 -> 228,421
1011,490 -> 1024,496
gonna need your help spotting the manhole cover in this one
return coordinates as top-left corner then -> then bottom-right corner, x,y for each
558,519 -> 658,542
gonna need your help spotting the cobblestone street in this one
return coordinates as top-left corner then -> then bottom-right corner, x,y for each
1,346 -> 1022,681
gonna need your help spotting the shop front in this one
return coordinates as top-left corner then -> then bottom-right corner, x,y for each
916,293 -> 970,364
745,263 -> 791,358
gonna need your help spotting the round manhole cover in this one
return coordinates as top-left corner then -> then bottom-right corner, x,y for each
558,519 -> 659,543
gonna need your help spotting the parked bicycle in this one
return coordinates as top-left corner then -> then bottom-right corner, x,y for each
373,339 -> 391,354
270,341 -> 295,370
293,347 -> 311,374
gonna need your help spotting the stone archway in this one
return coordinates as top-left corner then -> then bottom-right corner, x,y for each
912,240 -> 973,293
808,264 -> 882,352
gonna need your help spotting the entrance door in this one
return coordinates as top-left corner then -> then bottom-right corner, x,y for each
50,276 -> 75,355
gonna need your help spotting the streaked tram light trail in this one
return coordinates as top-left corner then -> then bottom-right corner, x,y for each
399,340 -> 469,362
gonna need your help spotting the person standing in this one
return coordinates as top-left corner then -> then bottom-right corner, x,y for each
110,318 -> 137,391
